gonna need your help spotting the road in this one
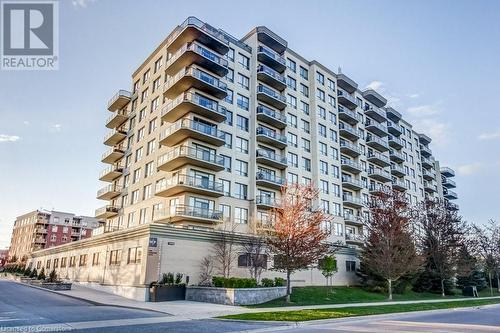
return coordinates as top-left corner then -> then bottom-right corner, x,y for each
1,280 -> 500,332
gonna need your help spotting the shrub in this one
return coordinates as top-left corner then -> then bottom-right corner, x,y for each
274,277 -> 285,287
23,268 -> 31,277
48,269 -> 58,283
37,268 -> 46,281
211,276 -> 258,288
30,268 -> 38,279
160,272 -> 175,285
261,278 -> 274,287
175,273 -> 183,285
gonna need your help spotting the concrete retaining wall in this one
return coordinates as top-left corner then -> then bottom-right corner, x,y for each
186,286 -> 286,305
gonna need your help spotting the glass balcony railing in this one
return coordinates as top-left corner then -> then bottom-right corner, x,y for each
158,146 -> 224,167
369,168 -> 392,179
340,140 -> 363,154
342,176 -> 365,188
167,42 -> 228,68
366,134 -> 389,149
257,84 -> 286,103
256,105 -> 287,123
256,171 -> 285,186
156,204 -> 223,221
257,45 -> 286,65
337,88 -> 357,105
339,122 -> 362,138
256,127 -> 287,144
166,16 -> 228,49
162,92 -> 226,118
256,195 -> 281,207
256,149 -> 287,165
343,194 -> 364,206
166,67 -> 227,92
368,151 -> 390,164
107,90 -> 131,110
160,118 -> 225,141
257,64 -> 286,84
97,184 -> 122,197
156,174 -> 223,194
341,159 -> 364,171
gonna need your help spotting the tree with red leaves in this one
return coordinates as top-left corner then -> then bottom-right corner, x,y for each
362,188 -> 421,300
267,183 -> 332,302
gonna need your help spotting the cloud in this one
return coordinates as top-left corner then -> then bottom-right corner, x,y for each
457,163 -> 483,176
23,120 -> 30,126
411,118 -> 450,147
0,134 -> 20,143
385,95 -> 401,108
406,104 -> 441,117
407,93 -> 420,99
365,80 -> 384,92
478,131 -> 500,141
72,0 -> 97,8
50,124 -> 62,132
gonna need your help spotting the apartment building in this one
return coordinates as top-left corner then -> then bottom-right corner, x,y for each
8,210 -> 101,261
27,17 -> 459,300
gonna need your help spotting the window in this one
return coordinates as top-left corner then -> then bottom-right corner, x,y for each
143,184 -> 152,200
300,83 -> 309,97
236,94 -> 249,110
135,147 -> 143,162
127,247 -> 142,264
143,69 -> 150,83
302,119 -> 310,133
220,179 -> 231,196
288,172 -> 298,184
137,127 -> 145,142
146,139 -> 156,155
226,68 -> 234,82
133,168 -> 141,183
238,253 -> 268,268
234,183 -> 248,199
320,161 -> 328,175
286,58 -> 296,72
109,250 -> 122,266
316,71 -> 324,85
148,118 -> 157,134
299,66 -> 308,79
288,132 -> 298,147
235,207 -> 248,224
302,138 -> 311,152
317,88 -> 325,101
154,57 -> 162,73
224,110 -> 233,126
79,254 -> 87,267
222,131 -> 232,148
288,113 -> 297,128
320,180 -> 329,194
288,152 -> 298,167
287,76 -> 296,90
51,225 -> 58,232
236,115 -> 249,131
346,260 -> 356,272
235,137 -> 249,153
318,106 -> 326,119
319,124 -> 327,137
139,207 -> 148,224
46,259 -> 51,269
144,161 -> 154,178
53,258 -> 59,268
328,79 -> 335,91
328,95 -> 336,107
69,256 -> 76,267
303,157 -> 311,172
287,94 -> 297,109
61,257 -> 67,268
225,89 -> 234,104
151,97 -> 159,112
235,159 -> 248,176
130,190 -> 139,204
237,74 -> 249,90
221,155 -> 231,172
92,253 -> 100,266
238,53 -> 249,69
319,142 -> 327,156
301,101 -> 309,115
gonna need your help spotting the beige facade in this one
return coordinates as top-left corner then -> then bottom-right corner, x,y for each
28,16 -> 459,300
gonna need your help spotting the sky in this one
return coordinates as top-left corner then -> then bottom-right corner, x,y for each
1,0 -> 500,248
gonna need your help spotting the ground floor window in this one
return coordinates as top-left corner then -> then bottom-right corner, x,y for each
346,260 -> 356,272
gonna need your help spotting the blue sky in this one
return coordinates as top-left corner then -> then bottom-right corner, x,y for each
1,0 -> 499,248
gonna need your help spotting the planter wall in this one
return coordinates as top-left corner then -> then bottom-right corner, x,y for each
186,286 -> 286,305
149,285 -> 186,302
38,282 -> 72,291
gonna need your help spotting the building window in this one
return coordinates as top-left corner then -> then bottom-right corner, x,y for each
226,68 -> 234,82
109,250 -> 122,266
79,254 -> 87,267
225,89 -> 234,104
227,48 -> 235,62
46,259 -> 51,269
92,253 -> 100,266
316,71 -> 324,85
127,247 -> 142,264
236,94 -> 249,110
235,160 -> 248,176
235,207 -> 248,224
69,256 -> 76,267
238,53 -> 249,69
346,260 -> 356,272
60,257 -> 67,268
235,137 -> 249,153
286,58 -> 296,72
236,115 -> 249,132
300,66 -> 308,80
237,74 -> 249,90
234,183 -> 248,199
238,253 -> 268,268
287,76 -> 296,90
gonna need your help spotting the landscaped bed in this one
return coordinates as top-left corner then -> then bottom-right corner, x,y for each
220,298 -> 500,321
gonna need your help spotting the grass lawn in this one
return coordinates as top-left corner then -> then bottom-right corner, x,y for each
221,298 -> 500,322
248,286 -> 467,308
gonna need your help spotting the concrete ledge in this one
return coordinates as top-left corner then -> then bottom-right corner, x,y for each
186,286 -> 286,305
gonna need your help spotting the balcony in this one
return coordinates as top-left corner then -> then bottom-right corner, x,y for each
343,194 -> 364,209
101,146 -> 125,164
256,149 -> 288,169
362,89 -> 387,108
424,181 -> 438,193
388,135 -> 404,149
106,110 -> 128,129
421,157 -> 435,169
368,168 -> 392,182
256,105 -> 287,129
337,73 -> 358,93
166,41 -> 229,77
164,66 -> 227,99
367,151 -> 391,167
257,85 -> 287,110
157,146 -> 224,172
35,228 -> 48,234
34,238 -> 46,244
342,176 -> 365,191
441,167 -> 455,178
340,140 -> 362,157
256,26 -> 287,54
71,231 -> 80,237
159,119 -> 225,147
419,133 -> 432,146
95,205 -> 119,219
99,164 -> 124,182
337,89 -> 357,110
107,90 -> 131,112
345,233 -> 364,245
256,195 -> 281,210
155,174 -> 224,198
364,105 -> 387,123
154,205 -> 223,225
161,91 -> 227,123
256,171 -> 285,190
422,169 -> 435,181
257,45 -> 286,73
166,17 -> 229,55
339,123 -> 362,141
389,149 -> 405,163
365,119 -> 388,137
96,184 -> 122,200
443,178 -> 456,189
256,127 -> 287,149
103,129 -> 127,146
390,164 -> 406,177
447,202 -> 459,211
343,213 -> 364,227
387,121 -> 403,136
420,145 -> 432,157
369,183 -> 387,195
338,105 -> 361,125
444,189 -> 458,200
257,64 -> 287,91
341,159 -> 364,174
366,134 -> 389,152
386,107 -> 402,122
392,179 -> 407,192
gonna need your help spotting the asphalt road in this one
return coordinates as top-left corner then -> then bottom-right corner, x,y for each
2,280 -> 500,333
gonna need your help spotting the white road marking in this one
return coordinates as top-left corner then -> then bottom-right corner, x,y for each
378,320 -> 500,332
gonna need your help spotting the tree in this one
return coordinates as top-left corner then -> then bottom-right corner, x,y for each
267,183 -> 332,302
361,188 -> 421,300
241,235 -> 268,283
37,267 -> 46,280
212,221 -> 238,278
318,255 -> 337,286
472,220 -> 500,296
48,269 -> 58,283
417,199 -> 466,296
198,256 -> 214,286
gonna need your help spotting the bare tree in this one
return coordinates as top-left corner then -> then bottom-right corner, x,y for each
472,220 -> 500,296
362,188 -> 421,300
241,235 -> 268,283
418,199 -> 466,296
267,183 -> 332,302
212,221 -> 238,278
198,256 -> 214,286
